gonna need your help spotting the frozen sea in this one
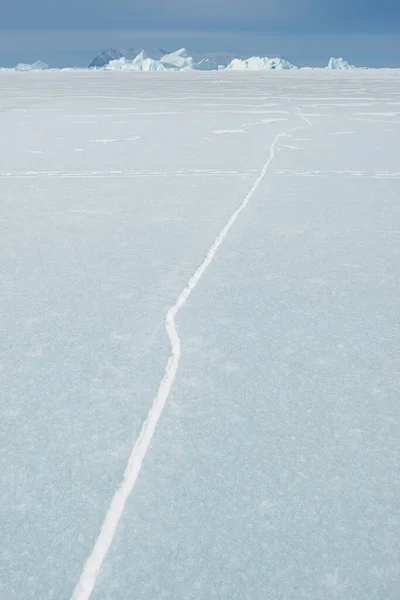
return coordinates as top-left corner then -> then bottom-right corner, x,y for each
0,69 -> 399,599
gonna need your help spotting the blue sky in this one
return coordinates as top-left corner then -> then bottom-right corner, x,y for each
0,0 -> 399,67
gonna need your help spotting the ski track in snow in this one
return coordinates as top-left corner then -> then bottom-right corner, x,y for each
0,168 -> 257,179
71,97 -> 312,600
212,129 -> 246,135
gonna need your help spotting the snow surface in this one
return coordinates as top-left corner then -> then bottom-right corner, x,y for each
327,57 -> 356,70
1,69 -> 400,600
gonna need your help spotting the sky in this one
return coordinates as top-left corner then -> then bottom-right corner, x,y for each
0,0 -> 399,67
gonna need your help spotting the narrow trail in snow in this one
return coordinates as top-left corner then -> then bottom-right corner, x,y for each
71,98 -> 312,600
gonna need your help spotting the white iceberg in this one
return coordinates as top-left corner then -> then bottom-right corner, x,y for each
103,48 -> 222,72
128,51 -> 166,71
88,47 -> 242,69
227,56 -> 298,70
89,48 -> 170,68
105,53 -> 165,72
327,57 -> 355,70
160,48 -> 193,70
15,60 -> 49,71
103,49 -> 298,73
160,48 -> 224,70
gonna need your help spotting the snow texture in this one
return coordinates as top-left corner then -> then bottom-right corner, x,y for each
0,69 -> 399,600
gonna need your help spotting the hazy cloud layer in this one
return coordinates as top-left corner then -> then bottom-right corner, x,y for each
3,0 -> 399,33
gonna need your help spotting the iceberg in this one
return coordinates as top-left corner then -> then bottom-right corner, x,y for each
102,49 -> 298,72
327,57 -> 355,70
105,53 -> 166,72
84,48 -> 373,73
160,49 -> 193,70
227,56 -> 298,70
15,60 -> 49,71
102,51 -> 298,72
89,48 -> 241,69
103,48 -> 223,72
89,48 -> 170,68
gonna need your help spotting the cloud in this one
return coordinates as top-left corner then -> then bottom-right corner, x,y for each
3,0 -> 308,29
2,0 -> 398,33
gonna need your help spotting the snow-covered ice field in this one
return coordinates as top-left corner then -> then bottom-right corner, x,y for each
1,70 -> 400,599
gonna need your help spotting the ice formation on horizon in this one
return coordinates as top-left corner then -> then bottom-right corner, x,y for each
160,48 -> 193,69
105,53 -> 166,71
227,56 -> 298,70
15,60 -> 49,71
89,48 -> 170,68
327,57 -> 356,70
102,49 -> 298,72
0,51 -> 372,72
89,48 -> 239,68
104,49 -> 223,72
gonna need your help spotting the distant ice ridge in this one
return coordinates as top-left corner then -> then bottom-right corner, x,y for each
327,57 -> 356,70
160,49 -> 221,70
227,56 -> 298,70
160,48 -> 193,69
15,60 -> 49,71
89,48 -> 371,72
105,49 -> 223,72
0,52 -> 369,72
90,47 -> 239,69
89,48 -> 169,68
105,52 -> 166,71
101,49 -> 300,72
